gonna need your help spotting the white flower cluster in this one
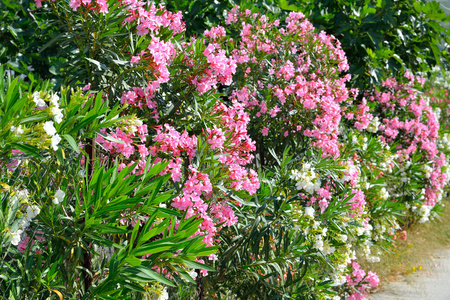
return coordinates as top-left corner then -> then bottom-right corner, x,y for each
10,189 -> 29,206
43,121 -> 61,151
418,205 -> 433,223
330,244 -> 355,286
422,164 -> 433,179
33,91 -> 46,107
26,205 -> 40,221
49,93 -> 64,124
367,116 -> 381,133
5,189 -> 41,246
358,179 -> 371,190
433,107 -> 441,122
356,223 -> 373,237
10,125 -> 24,135
33,91 -> 64,151
351,133 -> 368,150
156,287 -> 169,300
291,163 -> 321,194
304,206 -> 315,219
361,240 -> 381,263
398,161 -> 411,183
379,187 -> 389,200
33,92 -> 63,122
373,223 -> 386,241
313,227 -> 334,254
53,189 -> 65,205
438,133 -> 450,152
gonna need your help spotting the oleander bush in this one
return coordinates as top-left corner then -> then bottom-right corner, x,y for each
0,1 -> 449,300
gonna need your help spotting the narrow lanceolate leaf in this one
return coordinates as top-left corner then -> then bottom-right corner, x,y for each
183,260 -> 215,272
62,134 -> 80,153
124,266 -> 175,286
10,142 -> 44,159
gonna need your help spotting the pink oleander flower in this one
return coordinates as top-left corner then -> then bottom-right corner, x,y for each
365,271 -> 380,288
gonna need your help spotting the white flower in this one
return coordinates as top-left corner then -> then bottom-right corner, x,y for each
304,206 -> 315,219
17,189 -> 29,200
43,121 -> 57,136
418,205 -> 432,223
323,243 -> 335,255
189,269 -> 198,279
339,234 -> 348,242
19,218 -> 30,230
367,255 -> 381,263
367,117 -> 380,133
50,93 -> 60,106
11,125 -> 24,135
51,134 -> 61,151
11,189 -> 29,207
312,221 -> 320,229
32,92 -> 46,107
302,163 -> 312,171
53,189 -> 65,204
51,106 -> 64,123
313,235 -> 324,251
379,187 -> 389,200
26,205 -> 40,221
331,272 -> 346,286
157,287 -> 169,300
9,229 -> 23,246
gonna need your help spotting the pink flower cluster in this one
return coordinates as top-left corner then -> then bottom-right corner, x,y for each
192,42 -> 237,94
122,2 -> 184,36
35,0 -> 109,13
346,262 -> 380,300
147,104 -> 259,246
226,7 -> 351,158
307,186 -> 332,213
120,87 -> 159,119
96,100 -> 259,248
69,0 -> 108,13
368,74 -> 446,205
112,3 -> 185,110
96,123 -> 148,159
204,26 -> 227,42
35,0 -> 54,8
349,189 -> 366,216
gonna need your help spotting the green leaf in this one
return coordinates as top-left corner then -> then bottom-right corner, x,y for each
61,134 -> 80,153
91,224 -> 130,234
124,266 -> 175,287
97,131 -> 125,144
10,142 -> 44,159
131,242 -> 174,257
183,260 -> 215,272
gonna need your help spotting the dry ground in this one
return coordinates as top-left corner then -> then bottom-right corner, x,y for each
364,200 -> 450,299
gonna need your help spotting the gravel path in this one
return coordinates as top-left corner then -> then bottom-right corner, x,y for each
369,247 -> 450,300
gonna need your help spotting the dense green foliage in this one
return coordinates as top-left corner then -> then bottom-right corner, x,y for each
284,0 -> 450,89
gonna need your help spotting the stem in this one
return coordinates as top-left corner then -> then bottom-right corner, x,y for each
196,269 -> 204,300
81,138 -> 95,292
